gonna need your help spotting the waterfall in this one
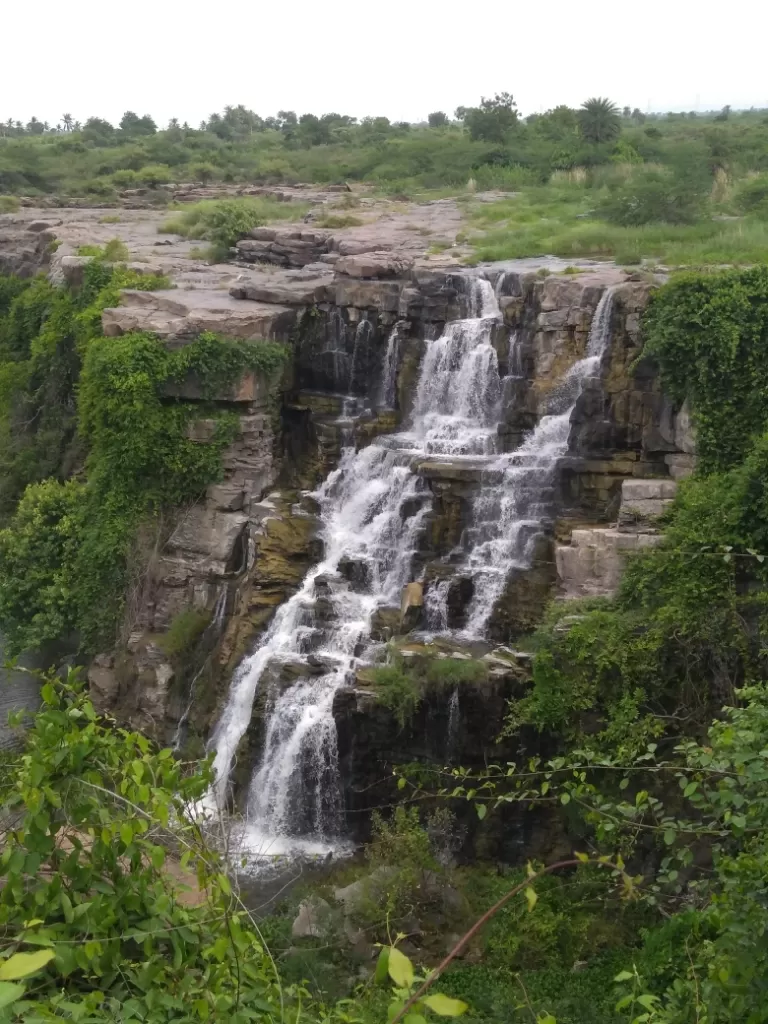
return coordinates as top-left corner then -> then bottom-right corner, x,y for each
206,276 -> 504,856
378,323 -> 402,409
446,686 -> 460,762
425,579 -> 451,632
172,588 -> 228,752
348,317 -> 372,393
462,286 -> 616,635
205,279 -> 616,859
507,330 -> 522,377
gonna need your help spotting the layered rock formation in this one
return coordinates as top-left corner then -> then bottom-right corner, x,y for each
2,202 -> 695,839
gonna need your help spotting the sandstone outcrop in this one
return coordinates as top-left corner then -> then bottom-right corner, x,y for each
555,477 -> 678,600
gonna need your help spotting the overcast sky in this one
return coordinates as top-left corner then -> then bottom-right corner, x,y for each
4,0 -> 767,127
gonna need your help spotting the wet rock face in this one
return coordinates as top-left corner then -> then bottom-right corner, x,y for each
333,654 -> 532,843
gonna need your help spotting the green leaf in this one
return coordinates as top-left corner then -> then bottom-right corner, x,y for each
560,792 -> 570,805
663,829 -> 676,846
120,822 -> 133,846
388,946 -> 414,989
637,994 -> 659,1009
684,781 -> 698,797
404,1015 -> 428,1024
397,777 -> 407,791
525,886 -> 538,912
0,982 -> 25,1009
60,892 -> 73,924
476,803 -> 487,821
0,949 -> 55,980
537,1016 -> 557,1024
423,993 -> 469,1016
614,971 -> 634,982
374,947 -> 391,985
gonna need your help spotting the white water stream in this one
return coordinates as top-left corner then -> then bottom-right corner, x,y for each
206,279 -> 615,861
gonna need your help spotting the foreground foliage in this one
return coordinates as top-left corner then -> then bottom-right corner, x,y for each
0,675 -> 307,1021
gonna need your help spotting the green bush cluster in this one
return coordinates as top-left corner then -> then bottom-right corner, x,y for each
0,262 -> 169,523
643,264 -> 768,471
0,266 -> 288,654
515,266 -> 768,756
161,197 -> 308,258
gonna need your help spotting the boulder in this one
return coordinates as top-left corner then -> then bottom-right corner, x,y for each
617,478 -> 677,532
556,527 -> 662,600
291,896 -> 332,939
335,251 -> 413,280
400,582 -> 424,631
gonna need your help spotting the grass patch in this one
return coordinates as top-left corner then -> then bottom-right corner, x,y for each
313,213 -> 363,228
0,196 -> 19,213
99,214 -> 121,224
158,608 -> 211,660
77,238 -> 130,261
425,657 -> 488,686
368,654 -> 488,726
470,183 -> 768,267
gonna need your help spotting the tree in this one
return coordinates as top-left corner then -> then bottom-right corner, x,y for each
25,117 -> 45,135
532,105 -> 579,142
578,97 -> 621,143
191,162 -> 216,185
459,92 -> 519,142
119,111 -> 157,136
61,113 -> 74,132
81,117 -> 114,144
428,110 -> 449,127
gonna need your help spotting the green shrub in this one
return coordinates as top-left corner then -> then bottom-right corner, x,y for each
314,213 -> 363,228
369,664 -> 420,727
136,163 -> 173,187
0,195 -> 19,213
158,608 -> 211,659
110,168 -> 138,187
733,173 -> 768,218
599,165 -> 709,225
77,239 -> 129,261
161,197 -> 308,254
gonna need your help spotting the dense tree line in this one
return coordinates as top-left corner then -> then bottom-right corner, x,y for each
2,95 -> 767,200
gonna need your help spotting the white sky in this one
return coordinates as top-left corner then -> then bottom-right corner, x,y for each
3,0 -> 768,127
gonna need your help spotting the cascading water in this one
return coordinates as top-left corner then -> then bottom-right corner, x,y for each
424,579 -> 451,632
207,279 -> 616,860
462,286 -> 616,635
378,323 -> 402,410
446,687 -> 461,762
207,276 -> 504,858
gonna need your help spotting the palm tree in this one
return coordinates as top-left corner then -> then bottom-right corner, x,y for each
62,113 -> 74,132
578,98 -> 621,144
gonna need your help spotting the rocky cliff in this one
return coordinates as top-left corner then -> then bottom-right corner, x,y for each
2,202 -> 694,840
